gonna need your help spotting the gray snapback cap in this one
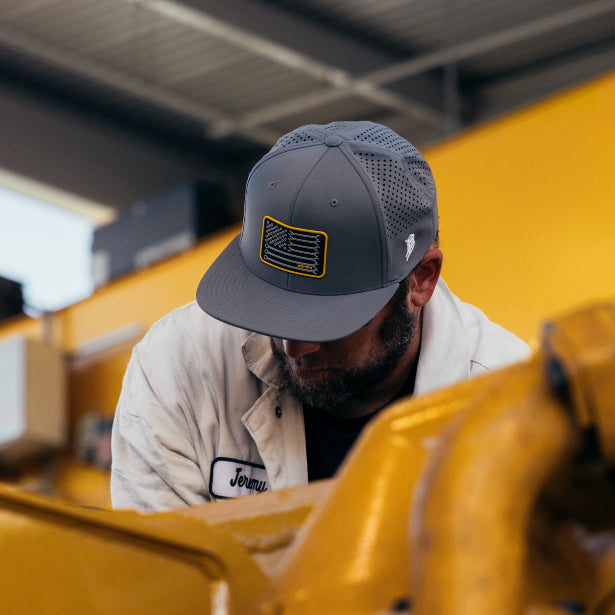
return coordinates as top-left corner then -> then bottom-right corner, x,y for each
197,121 -> 438,342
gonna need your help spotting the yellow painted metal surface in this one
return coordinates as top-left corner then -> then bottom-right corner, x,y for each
0,486 -> 268,615
407,301 -> 615,615
1,299 -> 615,613
255,377 -> 481,614
409,357 -> 581,613
254,300 -> 615,614
543,302 -> 615,462
179,480 -> 334,577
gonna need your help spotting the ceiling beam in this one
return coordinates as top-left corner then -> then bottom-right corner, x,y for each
127,0 -> 447,134
366,0 -> 615,86
0,22 -> 280,146
206,0 -> 615,134
1,0 -> 613,187
127,0 -> 384,81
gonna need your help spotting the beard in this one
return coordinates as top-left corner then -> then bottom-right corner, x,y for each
270,283 -> 417,410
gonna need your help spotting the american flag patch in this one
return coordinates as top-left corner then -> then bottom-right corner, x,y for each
260,216 -> 327,277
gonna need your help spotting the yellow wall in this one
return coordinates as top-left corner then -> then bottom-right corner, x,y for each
427,70 -> 615,344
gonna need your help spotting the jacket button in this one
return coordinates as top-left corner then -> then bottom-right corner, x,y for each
275,406 -> 282,418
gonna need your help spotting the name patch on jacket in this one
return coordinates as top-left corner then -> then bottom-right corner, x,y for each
209,457 -> 269,499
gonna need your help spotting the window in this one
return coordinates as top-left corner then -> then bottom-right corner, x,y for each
0,187 -> 95,314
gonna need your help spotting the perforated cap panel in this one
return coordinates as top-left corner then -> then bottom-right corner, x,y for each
269,121 -> 436,241
350,123 -> 436,240
270,128 -> 317,151
353,152 -> 434,239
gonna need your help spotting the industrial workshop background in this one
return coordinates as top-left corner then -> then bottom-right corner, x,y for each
0,0 -> 614,508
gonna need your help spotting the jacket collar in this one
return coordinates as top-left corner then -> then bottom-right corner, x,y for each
415,278 -> 470,395
241,332 -> 308,488
242,332 -> 283,390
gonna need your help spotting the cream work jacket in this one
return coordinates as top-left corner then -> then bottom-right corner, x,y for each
111,279 -> 530,511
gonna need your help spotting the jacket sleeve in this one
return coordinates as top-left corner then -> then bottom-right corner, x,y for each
111,319 -> 214,512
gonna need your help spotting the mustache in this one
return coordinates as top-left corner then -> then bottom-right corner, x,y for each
270,339 -> 334,371
290,357 -> 334,370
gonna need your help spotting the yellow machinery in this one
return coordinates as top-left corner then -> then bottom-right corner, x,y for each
1,300 -> 614,614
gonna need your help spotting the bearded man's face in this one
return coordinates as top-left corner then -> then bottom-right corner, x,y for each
270,281 -> 417,410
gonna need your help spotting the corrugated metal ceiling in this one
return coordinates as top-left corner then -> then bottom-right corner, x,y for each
0,0 -> 614,212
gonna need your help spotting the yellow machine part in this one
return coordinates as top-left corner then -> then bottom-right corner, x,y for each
0,300 -> 614,614
0,485 -> 269,615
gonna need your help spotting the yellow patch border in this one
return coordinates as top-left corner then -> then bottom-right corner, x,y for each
260,215 -> 328,278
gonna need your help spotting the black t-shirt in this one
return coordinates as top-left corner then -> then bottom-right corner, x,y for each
304,408 -> 377,481
303,369 -> 416,481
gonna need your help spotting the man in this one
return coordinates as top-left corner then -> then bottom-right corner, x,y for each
111,121 -> 530,511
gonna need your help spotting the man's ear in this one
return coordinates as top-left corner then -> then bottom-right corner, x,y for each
410,248 -> 443,307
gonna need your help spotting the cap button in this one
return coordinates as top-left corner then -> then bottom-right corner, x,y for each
325,135 -> 343,147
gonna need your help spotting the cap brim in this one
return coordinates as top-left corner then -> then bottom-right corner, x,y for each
196,236 -> 399,343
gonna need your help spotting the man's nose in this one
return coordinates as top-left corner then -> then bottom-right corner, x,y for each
282,339 -> 321,359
